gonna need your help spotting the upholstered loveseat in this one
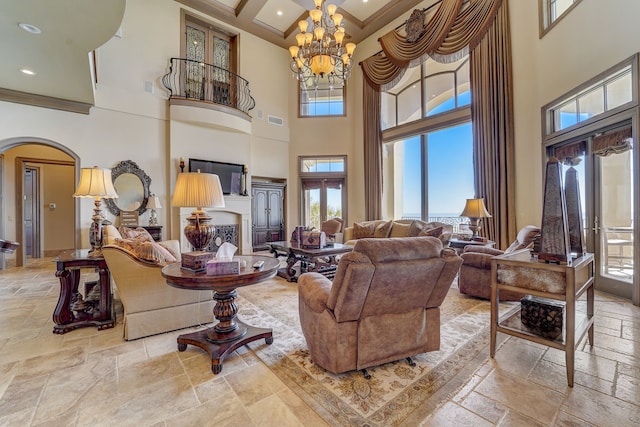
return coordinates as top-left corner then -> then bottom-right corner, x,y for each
342,219 -> 453,247
101,225 -> 214,340
298,236 -> 462,376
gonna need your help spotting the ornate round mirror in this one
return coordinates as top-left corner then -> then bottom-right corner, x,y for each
104,160 -> 151,217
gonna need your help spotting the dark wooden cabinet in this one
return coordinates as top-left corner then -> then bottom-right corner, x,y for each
252,182 -> 285,251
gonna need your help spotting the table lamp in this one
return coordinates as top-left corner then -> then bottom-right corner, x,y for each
73,166 -> 119,256
460,198 -> 492,240
171,171 -> 225,251
147,194 -> 161,226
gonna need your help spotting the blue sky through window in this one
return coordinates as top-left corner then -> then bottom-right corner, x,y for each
402,92 -> 474,218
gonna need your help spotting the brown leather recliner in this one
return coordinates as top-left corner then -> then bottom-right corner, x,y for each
297,236 -> 462,376
458,225 -> 541,300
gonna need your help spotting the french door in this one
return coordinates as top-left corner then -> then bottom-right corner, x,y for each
552,122 -> 637,302
300,178 -> 344,230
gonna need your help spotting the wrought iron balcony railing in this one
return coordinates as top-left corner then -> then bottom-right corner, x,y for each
161,58 -> 256,115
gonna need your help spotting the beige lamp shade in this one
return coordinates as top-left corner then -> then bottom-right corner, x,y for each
172,172 -> 225,251
147,195 -> 162,209
73,166 -> 118,256
73,166 -> 118,199
460,198 -> 492,219
171,172 -> 225,209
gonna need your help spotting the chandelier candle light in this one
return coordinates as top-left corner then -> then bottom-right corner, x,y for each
171,171 -> 225,252
460,198 -> 492,241
289,0 -> 356,88
73,166 -> 119,256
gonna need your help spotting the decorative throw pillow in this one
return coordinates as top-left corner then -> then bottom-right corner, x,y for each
115,238 -> 177,266
374,220 -> 393,238
408,221 -> 426,237
119,226 -> 154,242
419,226 -> 443,238
389,222 -> 411,238
353,222 -> 376,239
102,225 -> 123,245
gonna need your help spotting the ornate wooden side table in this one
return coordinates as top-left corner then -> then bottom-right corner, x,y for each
53,250 -> 115,334
162,255 -> 279,374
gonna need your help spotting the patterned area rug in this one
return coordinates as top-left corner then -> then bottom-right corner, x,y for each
237,278 -> 509,426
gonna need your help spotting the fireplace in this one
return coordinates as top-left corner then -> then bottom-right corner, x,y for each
206,224 -> 239,253
178,195 -> 252,254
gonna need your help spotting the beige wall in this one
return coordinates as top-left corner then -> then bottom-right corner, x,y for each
509,0 -> 640,228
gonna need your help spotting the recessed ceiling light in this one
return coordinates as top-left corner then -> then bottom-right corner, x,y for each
18,22 -> 41,34
277,10 -> 283,16
21,68 -> 36,76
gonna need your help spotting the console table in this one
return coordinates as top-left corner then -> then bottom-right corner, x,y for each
490,249 -> 594,387
267,241 -> 353,282
53,250 -> 115,334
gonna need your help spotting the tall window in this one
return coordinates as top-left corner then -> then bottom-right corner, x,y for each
539,0 -> 582,36
543,60 -> 634,138
299,156 -> 347,229
381,57 -> 470,130
382,56 -> 473,232
299,80 -> 345,117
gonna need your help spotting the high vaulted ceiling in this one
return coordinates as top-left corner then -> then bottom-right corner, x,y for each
178,0 -> 426,49
0,0 -> 429,111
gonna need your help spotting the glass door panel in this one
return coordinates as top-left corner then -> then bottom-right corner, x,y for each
596,148 -> 634,297
301,179 -> 344,230
302,182 -> 321,230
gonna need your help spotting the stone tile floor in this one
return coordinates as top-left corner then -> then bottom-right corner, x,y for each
0,257 -> 639,426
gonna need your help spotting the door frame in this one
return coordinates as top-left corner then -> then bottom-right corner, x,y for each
0,138 -> 80,268
543,109 -> 639,305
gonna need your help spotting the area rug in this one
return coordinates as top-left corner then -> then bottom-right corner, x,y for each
236,278 -> 511,426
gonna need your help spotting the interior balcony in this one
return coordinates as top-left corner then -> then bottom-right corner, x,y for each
162,58 -> 255,133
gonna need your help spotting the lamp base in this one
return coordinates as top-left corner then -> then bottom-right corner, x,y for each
184,211 -> 215,251
149,209 -> 158,226
89,198 -> 105,256
468,218 -> 482,240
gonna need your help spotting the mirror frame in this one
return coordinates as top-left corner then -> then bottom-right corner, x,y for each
104,160 -> 152,217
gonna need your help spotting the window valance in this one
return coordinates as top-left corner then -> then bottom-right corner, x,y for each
592,127 -> 632,157
360,0 -> 503,91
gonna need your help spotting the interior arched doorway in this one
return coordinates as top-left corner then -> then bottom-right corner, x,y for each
0,137 -> 79,268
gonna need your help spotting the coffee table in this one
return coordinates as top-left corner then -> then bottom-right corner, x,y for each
161,255 -> 279,374
267,241 -> 353,282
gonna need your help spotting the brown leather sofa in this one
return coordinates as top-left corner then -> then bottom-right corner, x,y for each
458,225 -> 540,300
297,236 -> 462,376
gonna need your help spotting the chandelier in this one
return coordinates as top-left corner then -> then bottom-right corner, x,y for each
289,0 -> 356,89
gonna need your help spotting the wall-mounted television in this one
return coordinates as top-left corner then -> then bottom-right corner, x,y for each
189,158 -> 244,195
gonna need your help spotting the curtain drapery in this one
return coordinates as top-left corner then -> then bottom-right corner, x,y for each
359,0 -> 514,246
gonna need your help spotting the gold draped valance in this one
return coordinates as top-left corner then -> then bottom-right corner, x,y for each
360,0 -> 503,90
